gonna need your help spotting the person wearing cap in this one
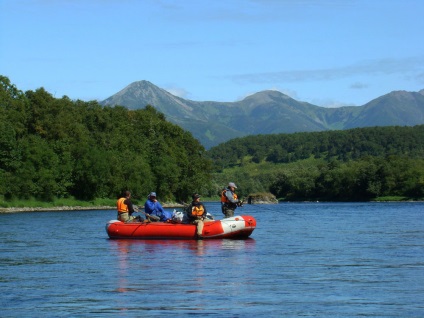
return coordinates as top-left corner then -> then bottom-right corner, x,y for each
117,190 -> 143,222
186,193 -> 212,239
221,182 -> 242,218
144,192 -> 171,222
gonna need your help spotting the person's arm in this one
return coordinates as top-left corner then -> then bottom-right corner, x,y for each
144,200 -> 154,214
225,190 -> 238,204
156,202 -> 165,213
148,201 -> 163,217
125,199 -> 135,214
186,204 -> 194,218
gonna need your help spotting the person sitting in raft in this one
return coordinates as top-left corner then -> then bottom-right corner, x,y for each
117,190 -> 143,223
186,193 -> 213,239
144,192 -> 172,222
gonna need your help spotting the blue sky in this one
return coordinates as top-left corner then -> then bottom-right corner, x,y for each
1,0 -> 423,107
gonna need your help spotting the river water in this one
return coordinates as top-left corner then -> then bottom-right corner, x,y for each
1,202 -> 423,317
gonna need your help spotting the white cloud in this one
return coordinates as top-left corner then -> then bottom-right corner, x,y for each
230,56 -> 424,84
165,86 -> 190,99
350,82 -> 368,89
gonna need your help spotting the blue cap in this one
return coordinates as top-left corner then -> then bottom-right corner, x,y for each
149,192 -> 156,197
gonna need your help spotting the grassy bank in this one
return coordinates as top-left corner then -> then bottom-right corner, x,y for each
0,197 -> 116,209
2,195 -> 419,211
0,196 -> 188,213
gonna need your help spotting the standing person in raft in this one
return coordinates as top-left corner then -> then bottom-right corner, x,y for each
144,192 -> 172,222
186,193 -> 213,239
117,191 -> 143,222
221,182 -> 243,218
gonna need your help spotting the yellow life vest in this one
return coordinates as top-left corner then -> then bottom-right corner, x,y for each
221,189 -> 238,203
117,197 -> 129,214
191,205 -> 204,217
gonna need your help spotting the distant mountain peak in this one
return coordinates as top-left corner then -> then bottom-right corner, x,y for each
118,80 -> 168,96
240,90 -> 293,108
379,90 -> 424,102
102,80 -> 176,110
244,90 -> 290,100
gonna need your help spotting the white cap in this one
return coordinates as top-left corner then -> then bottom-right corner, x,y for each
228,182 -> 237,188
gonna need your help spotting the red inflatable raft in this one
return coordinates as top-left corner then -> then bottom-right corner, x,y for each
106,215 -> 256,240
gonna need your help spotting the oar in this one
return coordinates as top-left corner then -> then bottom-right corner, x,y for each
134,206 -> 161,221
141,211 -> 161,222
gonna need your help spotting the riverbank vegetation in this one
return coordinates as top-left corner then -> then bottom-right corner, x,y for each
0,76 -> 211,204
0,197 -> 115,210
1,75 -> 424,208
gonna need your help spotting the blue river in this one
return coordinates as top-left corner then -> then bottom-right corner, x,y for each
1,202 -> 423,317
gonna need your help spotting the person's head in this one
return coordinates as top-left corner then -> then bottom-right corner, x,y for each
149,192 -> 157,200
228,182 -> 237,190
192,193 -> 201,201
124,190 -> 131,198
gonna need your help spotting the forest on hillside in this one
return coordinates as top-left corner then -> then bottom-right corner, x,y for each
0,76 -> 211,203
206,126 -> 424,201
207,126 -> 424,169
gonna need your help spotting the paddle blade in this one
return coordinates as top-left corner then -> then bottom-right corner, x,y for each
147,213 -> 161,221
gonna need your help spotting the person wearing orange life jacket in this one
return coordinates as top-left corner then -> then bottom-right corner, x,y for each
221,182 -> 242,218
186,193 -> 213,239
117,190 -> 142,222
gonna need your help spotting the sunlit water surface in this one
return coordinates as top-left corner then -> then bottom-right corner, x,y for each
1,202 -> 424,317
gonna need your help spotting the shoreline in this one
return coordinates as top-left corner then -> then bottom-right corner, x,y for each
3,200 -> 419,214
0,206 -> 115,214
0,203 -> 186,214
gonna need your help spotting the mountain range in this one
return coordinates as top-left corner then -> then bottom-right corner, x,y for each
101,81 -> 424,149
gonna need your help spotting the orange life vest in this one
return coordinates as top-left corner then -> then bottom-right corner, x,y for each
191,205 -> 205,217
117,197 -> 129,214
221,189 -> 238,203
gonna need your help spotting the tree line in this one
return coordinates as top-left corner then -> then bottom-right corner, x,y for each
268,156 -> 424,201
207,125 -> 424,169
206,125 -> 424,201
2,74 -> 423,204
0,76 -> 212,203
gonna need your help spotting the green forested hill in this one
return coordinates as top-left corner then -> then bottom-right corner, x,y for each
207,125 -> 424,168
0,76 -> 211,203
206,126 -> 424,201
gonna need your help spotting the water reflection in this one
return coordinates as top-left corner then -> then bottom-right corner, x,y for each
106,238 -> 257,313
108,238 -> 256,257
